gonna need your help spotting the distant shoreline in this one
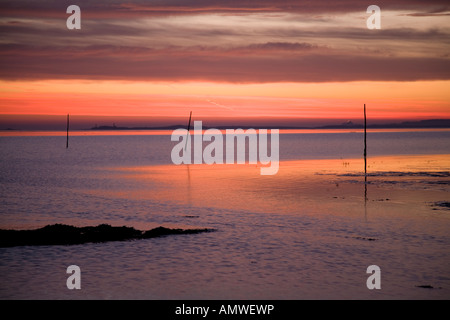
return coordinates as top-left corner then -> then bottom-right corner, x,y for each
1,119 -> 449,132
89,119 -> 450,131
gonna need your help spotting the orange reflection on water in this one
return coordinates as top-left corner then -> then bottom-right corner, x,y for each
116,154 -> 450,217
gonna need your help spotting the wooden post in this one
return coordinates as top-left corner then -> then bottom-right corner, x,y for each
66,114 -> 69,149
364,104 -> 368,206
364,104 -> 367,182
184,111 -> 192,151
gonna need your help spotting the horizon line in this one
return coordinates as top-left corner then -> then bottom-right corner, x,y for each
2,118 -> 449,132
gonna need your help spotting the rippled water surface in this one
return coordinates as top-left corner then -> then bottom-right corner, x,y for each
1,129 -> 449,299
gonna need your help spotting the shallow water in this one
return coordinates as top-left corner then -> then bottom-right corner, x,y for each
0,129 -> 449,299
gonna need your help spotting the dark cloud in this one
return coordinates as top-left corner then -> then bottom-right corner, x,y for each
0,0 -> 448,18
1,1 -> 448,83
245,42 -> 318,51
1,43 -> 448,82
404,12 -> 450,17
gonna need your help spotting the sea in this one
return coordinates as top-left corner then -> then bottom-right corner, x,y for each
0,129 -> 449,299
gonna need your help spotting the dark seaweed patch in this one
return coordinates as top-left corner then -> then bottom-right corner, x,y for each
432,201 -> 450,210
0,224 -> 215,247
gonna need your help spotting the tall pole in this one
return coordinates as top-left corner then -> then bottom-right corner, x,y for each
66,114 -> 69,149
364,104 -> 367,182
184,111 -> 192,151
364,104 -> 368,209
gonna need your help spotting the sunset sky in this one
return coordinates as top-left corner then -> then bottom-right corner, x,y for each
0,0 -> 449,129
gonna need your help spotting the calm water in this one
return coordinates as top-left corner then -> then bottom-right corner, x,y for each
0,129 -> 449,299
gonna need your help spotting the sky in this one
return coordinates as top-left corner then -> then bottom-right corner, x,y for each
0,0 -> 449,129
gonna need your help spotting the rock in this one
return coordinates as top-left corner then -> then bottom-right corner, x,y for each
0,224 -> 214,247
415,285 -> 434,289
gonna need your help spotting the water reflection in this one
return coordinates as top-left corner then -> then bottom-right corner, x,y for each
117,154 -> 449,219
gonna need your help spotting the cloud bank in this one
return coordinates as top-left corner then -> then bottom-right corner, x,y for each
0,0 -> 449,83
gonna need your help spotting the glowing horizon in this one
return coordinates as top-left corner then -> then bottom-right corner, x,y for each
1,80 -> 449,123
1,1 -> 449,127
